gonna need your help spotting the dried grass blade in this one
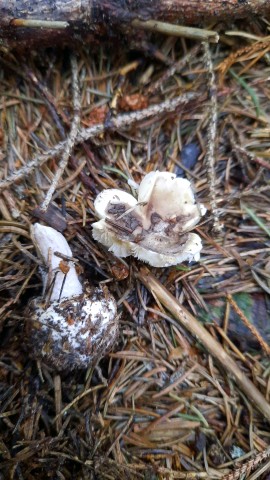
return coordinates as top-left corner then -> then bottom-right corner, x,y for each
242,203 -> 270,238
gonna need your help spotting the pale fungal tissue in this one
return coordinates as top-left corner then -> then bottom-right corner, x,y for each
26,223 -> 118,370
32,223 -> 83,301
92,171 -> 206,267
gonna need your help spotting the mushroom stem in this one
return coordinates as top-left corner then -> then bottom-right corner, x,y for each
31,223 -> 83,301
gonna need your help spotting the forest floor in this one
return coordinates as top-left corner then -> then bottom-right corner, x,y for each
0,14 -> 270,480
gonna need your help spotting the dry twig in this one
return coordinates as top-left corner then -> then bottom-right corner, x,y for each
40,54 -> 81,211
227,293 -> 270,356
0,93 -> 198,193
221,446 -> 270,480
136,267 -> 270,422
203,41 -> 222,233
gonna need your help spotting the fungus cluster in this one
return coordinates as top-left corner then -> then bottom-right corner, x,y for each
92,171 -> 206,267
26,171 -> 205,369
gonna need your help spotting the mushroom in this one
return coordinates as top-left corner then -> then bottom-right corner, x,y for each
92,171 -> 206,267
26,223 -> 118,370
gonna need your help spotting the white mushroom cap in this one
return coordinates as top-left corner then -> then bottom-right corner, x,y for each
138,171 -> 203,230
92,171 -> 206,267
132,233 -> 203,267
93,188 -> 139,257
94,188 -> 137,219
92,218 -> 133,257
31,223 -> 83,301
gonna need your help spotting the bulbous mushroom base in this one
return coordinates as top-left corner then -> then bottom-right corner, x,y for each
25,286 -> 118,370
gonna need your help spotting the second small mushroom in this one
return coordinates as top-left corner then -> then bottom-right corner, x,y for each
92,171 -> 206,267
26,223 -> 118,370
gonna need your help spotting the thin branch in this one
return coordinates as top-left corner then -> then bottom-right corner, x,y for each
221,447 -> 270,480
227,293 -> 270,356
40,54 -> 81,211
136,267 -> 270,422
0,93 -> 198,193
203,41 -> 222,233
132,19 -> 218,43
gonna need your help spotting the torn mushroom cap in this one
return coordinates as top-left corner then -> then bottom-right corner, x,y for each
27,223 -> 118,370
138,171 -> 206,230
93,188 -> 137,258
92,171 -> 206,267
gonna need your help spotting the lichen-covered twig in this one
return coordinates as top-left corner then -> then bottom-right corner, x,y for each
227,293 -> 270,356
221,446 -> 270,480
40,54 -> 81,211
203,41 -> 222,233
0,93 -> 198,193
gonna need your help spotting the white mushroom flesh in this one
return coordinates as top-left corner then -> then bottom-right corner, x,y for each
92,171 -> 206,267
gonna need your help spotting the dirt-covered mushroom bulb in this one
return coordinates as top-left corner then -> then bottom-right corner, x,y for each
26,223 -> 118,370
92,171 -> 206,267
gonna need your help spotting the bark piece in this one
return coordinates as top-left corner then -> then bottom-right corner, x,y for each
0,0 -> 270,49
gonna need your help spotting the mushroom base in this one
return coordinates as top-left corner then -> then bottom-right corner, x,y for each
25,286 -> 118,370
